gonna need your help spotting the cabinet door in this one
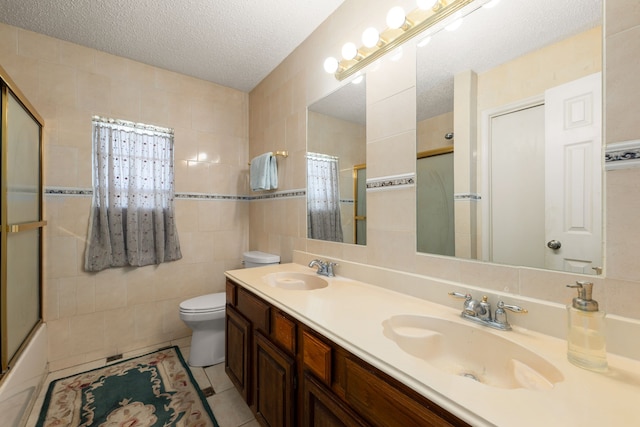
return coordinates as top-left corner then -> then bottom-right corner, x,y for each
226,305 -> 251,402
344,358 -> 468,427
254,331 -> 296,427
303,372 -> 369,427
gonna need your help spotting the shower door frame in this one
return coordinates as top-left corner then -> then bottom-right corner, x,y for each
0,65 -> 45,378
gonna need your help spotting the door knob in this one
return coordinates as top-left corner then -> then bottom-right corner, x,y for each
547,240 -> 562,250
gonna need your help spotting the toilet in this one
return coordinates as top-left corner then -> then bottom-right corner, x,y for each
243,250 -> 280,268
179,251 -> 280,367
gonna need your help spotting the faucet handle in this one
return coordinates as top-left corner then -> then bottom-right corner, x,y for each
326,262 -> 338,277
497,301 -> 528,314
494,301 -> 527,329
448,291 -> 472,301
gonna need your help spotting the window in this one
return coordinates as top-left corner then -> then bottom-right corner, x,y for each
84,116 -> 181,272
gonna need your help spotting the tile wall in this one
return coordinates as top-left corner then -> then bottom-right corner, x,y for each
0,22 -> 250,371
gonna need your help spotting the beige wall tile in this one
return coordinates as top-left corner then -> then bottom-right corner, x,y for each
58,41 -> 95,72
17,28 -> 58,63
606,168 -> 640,281
69,312 -> 105,354
367,131 -> 416,179
94,271 -> 127,311
0,23 -> 17,58
605,26 -> 640,143
606,0 -> 640,36
367,88 -> 416,143
366,43 -> 416,105
38,62 -> 77,107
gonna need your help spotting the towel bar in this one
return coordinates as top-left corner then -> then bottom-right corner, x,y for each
248,150 -> 288,165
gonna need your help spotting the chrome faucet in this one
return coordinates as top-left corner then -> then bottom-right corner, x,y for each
448,292 -> 527,331
308,259 -> 337,277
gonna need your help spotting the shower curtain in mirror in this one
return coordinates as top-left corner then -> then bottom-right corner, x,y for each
85,117 -> 182,272
307,153 -> 343,242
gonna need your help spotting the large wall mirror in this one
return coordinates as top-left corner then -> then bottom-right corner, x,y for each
416,0 -> 603,274
307,78 -> 367,245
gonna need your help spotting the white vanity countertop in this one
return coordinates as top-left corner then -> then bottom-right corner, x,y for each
225,263 -> 640,427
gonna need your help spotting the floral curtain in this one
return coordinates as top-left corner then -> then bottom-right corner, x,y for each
84,117 -> 182,272
307,153 -> 343,242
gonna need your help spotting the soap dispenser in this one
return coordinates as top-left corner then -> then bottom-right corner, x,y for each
566,281 -> 608,372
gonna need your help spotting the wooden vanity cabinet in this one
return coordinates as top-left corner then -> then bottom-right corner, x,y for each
225,304 -> 251,401
254,331 -> 296,427
225,278 -> 471,427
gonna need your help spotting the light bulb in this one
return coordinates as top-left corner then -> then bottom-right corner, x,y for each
445,17 -> 463,32
386,6 -> 406,29
483,0 -> 501,8
351,74 -> 364,85
323,57 -> 339,74
362,27 -> 380,48
416,0 -> 438,10
341,42 -> 358,60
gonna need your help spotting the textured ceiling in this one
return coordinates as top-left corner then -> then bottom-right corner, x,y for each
0,0 -> 345,92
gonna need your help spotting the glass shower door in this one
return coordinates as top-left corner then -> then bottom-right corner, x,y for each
1,85 -> 45,373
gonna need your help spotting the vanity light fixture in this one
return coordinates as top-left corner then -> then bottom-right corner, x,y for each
324,0 -> 478,81
417,0 -> 439,10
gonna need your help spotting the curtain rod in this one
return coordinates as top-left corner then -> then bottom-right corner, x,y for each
307,152 -> 339,161
92,115 -> 174,135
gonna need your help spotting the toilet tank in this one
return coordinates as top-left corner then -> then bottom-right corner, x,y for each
243,251 -> 280,268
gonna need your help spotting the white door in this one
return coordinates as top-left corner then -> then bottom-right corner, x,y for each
544,72 -> 602,273
490,104 -> 546,268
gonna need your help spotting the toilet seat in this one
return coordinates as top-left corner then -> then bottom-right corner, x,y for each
179,292 -> 225,313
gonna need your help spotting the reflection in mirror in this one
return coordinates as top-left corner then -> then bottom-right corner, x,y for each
416,0 -> 603,273
307,78 -> 366,244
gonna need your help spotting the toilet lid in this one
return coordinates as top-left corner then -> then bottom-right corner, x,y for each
180,292 -> 226,312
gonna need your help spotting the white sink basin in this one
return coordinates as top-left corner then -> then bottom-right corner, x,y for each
382,314 -> 563,391
263,272 -> 329,291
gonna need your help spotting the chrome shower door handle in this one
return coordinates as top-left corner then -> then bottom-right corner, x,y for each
547,240 -> 562,250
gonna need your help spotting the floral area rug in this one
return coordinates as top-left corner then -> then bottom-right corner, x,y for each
36,346 -> 219,427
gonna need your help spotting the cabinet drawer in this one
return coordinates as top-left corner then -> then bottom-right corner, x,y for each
344,358 -> 467,427
237,287 -> 270,333
303,330 -> 332,385
273,310 -> 297,354
226,279 -> 237,306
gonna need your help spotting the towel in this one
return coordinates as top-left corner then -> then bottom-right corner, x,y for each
250,152 -> 278,191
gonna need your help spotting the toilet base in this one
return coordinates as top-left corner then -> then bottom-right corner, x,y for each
187,327 -> 225,367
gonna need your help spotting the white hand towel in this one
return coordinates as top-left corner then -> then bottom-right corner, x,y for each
250,153 -> 278,191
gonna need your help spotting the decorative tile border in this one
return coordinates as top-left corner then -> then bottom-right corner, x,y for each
44,187 -> 306,201
454,193 -> 482,201
366,174 -> 415,191
45,187 -> 93,196
176,192 -> 252,201
605,140 -> 640,171
249,189 -> 306,200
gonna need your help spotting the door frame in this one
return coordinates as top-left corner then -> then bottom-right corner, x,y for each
480,94 -> 544,263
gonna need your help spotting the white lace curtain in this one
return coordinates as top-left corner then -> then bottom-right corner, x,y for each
84,117 -> 182,272
307,153 -> 343,242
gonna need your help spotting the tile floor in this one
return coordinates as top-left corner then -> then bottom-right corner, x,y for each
25,340 -> 258,427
